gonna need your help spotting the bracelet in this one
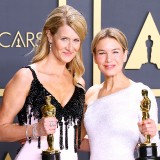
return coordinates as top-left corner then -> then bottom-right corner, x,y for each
32,123 -> 39,139
25,125 -> 32,141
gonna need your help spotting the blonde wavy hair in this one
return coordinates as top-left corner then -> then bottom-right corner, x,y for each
32,5 -> 87,85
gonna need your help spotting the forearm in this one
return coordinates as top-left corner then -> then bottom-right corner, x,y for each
0,123 -> 33,142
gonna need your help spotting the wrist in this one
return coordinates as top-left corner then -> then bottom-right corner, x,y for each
25,125 -> 32,141
25,124 -> 39,141
32,123 -> 39,139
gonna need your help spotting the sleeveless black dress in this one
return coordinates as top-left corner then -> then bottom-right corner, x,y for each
17,66 -> 85,152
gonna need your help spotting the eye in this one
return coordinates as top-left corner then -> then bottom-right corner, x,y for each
112,49 -> 121,54
74,38 -> 80,43
97,51 -> 106,55
61,37 -> 68,41
113,51 -> 119,54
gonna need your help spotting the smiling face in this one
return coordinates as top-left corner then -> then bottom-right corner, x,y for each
94,37 -> 127,78
47,25 -> 81,64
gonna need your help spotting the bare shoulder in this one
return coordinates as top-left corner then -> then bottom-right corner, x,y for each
15,67 -> 33,78
77,77 -> 85,88
5,67 -> 33,90
86,84 -> 102,97
85,84 -> 102,105
0,67 -> 34,123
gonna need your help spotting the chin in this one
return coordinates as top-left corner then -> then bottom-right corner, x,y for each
102,71 -> 115,77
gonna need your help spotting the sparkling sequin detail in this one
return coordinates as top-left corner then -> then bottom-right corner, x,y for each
17,66 -> 85,151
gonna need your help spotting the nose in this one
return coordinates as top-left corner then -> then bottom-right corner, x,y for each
106,53 -> 113,62
66,41 -> 73,52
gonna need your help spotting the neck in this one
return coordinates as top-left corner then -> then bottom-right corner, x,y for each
34,57 -> 68,76
103,74 -> 131,92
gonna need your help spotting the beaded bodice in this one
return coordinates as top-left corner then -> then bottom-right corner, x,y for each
17,66 -> 85,151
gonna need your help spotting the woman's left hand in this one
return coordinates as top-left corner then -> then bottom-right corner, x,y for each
138,118 -> 157,138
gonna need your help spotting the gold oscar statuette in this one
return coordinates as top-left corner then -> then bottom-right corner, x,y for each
136,89 -> 160,160
41,95 -> 61,160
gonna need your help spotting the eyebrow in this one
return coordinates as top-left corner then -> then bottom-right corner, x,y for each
96,49 -> 105,52
96,48 -> 121,52
112,48 -> 121,51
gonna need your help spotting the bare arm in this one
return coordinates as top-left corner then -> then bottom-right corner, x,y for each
0,68 -> 33,141
79,104 -> 90,152
0,68 -> 57,142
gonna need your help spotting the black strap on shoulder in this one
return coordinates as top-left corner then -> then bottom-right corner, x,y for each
23,66 -> 38,80
77,82 -> 83,87
76,82 -> 86,92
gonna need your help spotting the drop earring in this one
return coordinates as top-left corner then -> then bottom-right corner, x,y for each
49,42 -> 52,52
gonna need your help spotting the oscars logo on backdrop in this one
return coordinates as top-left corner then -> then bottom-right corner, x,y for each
125,12 -> 160,69
125,12 -> 160,100
16,38 -> 21,47
0,31 -> 42,48
146,35 -> 153,63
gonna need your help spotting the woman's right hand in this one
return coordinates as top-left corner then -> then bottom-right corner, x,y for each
138,118 -> 157,138
35,117 -> 58,137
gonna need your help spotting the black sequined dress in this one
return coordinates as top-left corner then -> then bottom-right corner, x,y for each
15,66 -> 85,160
